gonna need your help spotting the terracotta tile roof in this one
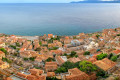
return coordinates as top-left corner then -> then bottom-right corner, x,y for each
48,34 -> 53,38
4,77 -> 13,80
29,69 -> 44,76
0,51 -> 5,55
66,68 -> 89,80
68,68 -> 83,75
37,75 -> 46,80
16,72 -> 27,78
50,50 -> 63,55
47,72 -> 55,77
45,62 -> 58,71
68,57 -> 81,63
26,75 -> 36,80
112,49 -> 120,55
93,58 -> 116,71
65,36 -> 69,39
0,60 -> 5,65
56,56 -> 65,65
88,58 -> 97,63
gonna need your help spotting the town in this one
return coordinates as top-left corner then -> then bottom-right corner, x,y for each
0,27 -> 120,80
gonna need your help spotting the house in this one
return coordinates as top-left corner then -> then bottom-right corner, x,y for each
65,68 -> 89,80
68,57 -> 81,63
88,57 -> 97,63
50,50 -> 63,55
0,60 -> 9,69
47,72 -> 55,77
71,40 -> 80,46
26,75 -> 36,80
0,51 -> 5,59
112,49 -> 120,55
4,77 -> 13,80
20,50 -> 38,58
0,42 -> 5,47
48,34 -> 53,38
29,68 -> 44,76
45,62 -> 58,72
19,48 -> 26,52
56,56 -> 67,66
93,58 -> 117,74
16,72 -> 27,79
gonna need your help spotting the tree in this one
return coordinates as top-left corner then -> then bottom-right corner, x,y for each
96,70 -> 106,77
70,51 -> 76,57
29,57 -> 36,61
24,58 -> 29,61
117,34 -> 120,36
2,57 -> 12,63
75,55 -> 78,58
0,48 -> 8,55
55,67 -> 67,74
108,53 -> 113,59
62,53 -> 67,56
62,61 -> 75,70
79,61 -> 97,74
16,42 -> 20,47
84,51 -> 90,55
45,57 -> 55,62
110,56 -> 117,61
97,53 -> 107,60
39,41 -> 42,46
35,47 -> 41,51
49,47 -> 59,50
96,34 -> 100,38
10,45 -> 16,49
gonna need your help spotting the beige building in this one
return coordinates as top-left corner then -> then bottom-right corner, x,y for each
0,60 -> 9,69
0,51 -> 5,59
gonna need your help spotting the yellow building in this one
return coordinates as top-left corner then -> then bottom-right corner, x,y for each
0,60 -> 9,69
0,51 -> 5,59
0,42 -> 5,47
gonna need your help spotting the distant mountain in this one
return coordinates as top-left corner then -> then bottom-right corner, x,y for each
71,0 -> 120,3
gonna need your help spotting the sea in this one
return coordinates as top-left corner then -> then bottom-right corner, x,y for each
0,3 -> 120,36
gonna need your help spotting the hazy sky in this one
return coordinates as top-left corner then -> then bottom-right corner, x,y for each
0,0 -> 80,3
0,0 -> 118,3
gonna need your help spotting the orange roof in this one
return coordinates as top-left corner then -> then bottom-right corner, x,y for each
19,48 -> 26,52
47,72 -> 55,77
88,58 -> 97,63
26,75 -> 36,80
50,50 -> 62,55
0,51 -> 5,55
4,77 -> 13,80
37,75 -> 46,80
0,60 -> 5,65
48,34 -> 53,38
113,49 -> 120,55
69,57 -> 81,63
65,36 -> 69,39
29,69 -> 44,76
56,56 -> 65,65
16,72 -> 27,78
66,68 -> 89,80
68,68 -> 83,75
45,62 -> 58,71
93,58 -> 116,71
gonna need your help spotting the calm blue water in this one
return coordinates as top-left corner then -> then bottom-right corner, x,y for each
0,3 -> 120,36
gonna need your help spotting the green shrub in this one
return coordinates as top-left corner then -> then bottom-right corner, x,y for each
84,51 -> 90,55
0,48 -> 8,55
110,56 -> 117,61
79,61 -> 97,74
97,53 -> 107,60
